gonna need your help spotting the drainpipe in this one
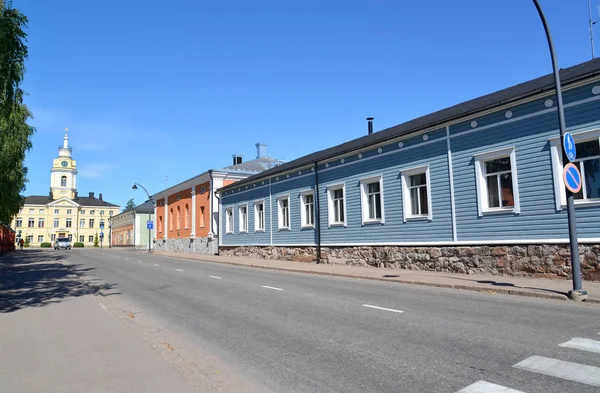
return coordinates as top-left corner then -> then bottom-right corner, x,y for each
314,162 -> 321,264
209,169 -> 219,255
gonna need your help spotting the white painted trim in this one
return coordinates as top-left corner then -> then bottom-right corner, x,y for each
446,127 -> 458,241
474,146 -> 520,216
190,188 -> 196,237
326,183 -> 347,227
225,207 -> 234,234
298,189 -> 315,229
253,199 -> 266,232
221,243 -> 317,247
224,171 -> 314,198
268,178 -> 273,245
400,165 -> 433,222
359,175 -> 385,225
218,193 -> 222,247
238,203 -> 248,233
163,198 -> 168,239
276,194 -> 291,231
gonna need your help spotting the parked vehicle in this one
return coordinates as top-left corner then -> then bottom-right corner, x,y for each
54,237 -> 71,250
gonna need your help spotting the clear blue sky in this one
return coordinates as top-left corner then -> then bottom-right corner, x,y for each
17,0 -> 598,208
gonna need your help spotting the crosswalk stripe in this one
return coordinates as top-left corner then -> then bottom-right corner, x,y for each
559,337 -> 600,354
455,380 -> 526,393
514,355 -> 600,387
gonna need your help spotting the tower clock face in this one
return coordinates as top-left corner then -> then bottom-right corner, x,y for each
61,160 -> 69,167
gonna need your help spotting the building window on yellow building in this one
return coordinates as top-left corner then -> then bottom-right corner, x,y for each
66,218 -> 72,228
79,219 -> 85,228
90,210 -> 95,215
89,219 -> 94,228
28,218 -> 34,228
39,209 -> 44,214
51,234 -> 56,241
15,218 -> 22,227
54,219 -> 59,228
38,218 -> 44,228
79,235 -> 84,242
68,234 -> 72,242
67,209 -> 72,215
54,209 -> 59,214
38,235 -> 43,243
81,210 -> 85,214
61,176 -> 66,187
88,235 -> 93,243
29,208 -> 34,214
26,235 -> 33,243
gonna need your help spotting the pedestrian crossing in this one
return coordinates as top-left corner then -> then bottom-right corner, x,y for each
455,334 -> 600,392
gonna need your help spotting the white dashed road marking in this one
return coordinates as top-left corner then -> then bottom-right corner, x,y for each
362,304 -> 404,314
175,269 -> 184,272
559,337 -> 600,354
261,285 -> 283,291
514,355 -> 600,387
153,264 -> 160,267
209,276 -> 222,279
455,380 -> 526,393
138,260 -> 142,263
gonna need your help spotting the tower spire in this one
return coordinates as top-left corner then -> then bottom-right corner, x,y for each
63,128 -> 69,149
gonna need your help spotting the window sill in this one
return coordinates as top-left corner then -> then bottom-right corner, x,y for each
405,216 -> 431,222
328,222 -> 346,227
226,231 -> 234,235
255,229 -> 265,233
278,227 -> 290,232
301,225 -> 315,230
559,199 -> 600,209
480,208 -> 516,216
239,231 -> 248,234
362,219 -> 384,225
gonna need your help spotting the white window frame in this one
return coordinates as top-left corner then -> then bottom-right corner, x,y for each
277,195 -> 291,231
326,183 -> 346,227
254,199 -> 265,232
299,190 -> 315,229
238,204 -> 248,233
225,207 -> 234,234
550,129 -> 600,209
359,175 -> 385,225
401,165 -> 433,221
474,146 -> 520,216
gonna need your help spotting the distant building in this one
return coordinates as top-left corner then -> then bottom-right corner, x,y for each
152,143 -> 283,254
217,59 -> 600,280
109,200 -> 154,249
10,133 -> 120,246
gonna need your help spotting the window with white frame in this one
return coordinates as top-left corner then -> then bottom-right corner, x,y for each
360,176 -> 384,224
277,196 -> 290,230
474,147 -> 520,216
327,184 -> 346,226
225,207 -> 234,234
401,166 -> 433,221
254,200 -> 265,231
300,191 -> 315,228
38,235 -> 44,243
51,234 -> 56,241
239,205 -> 248,233
551,130 -> 600,208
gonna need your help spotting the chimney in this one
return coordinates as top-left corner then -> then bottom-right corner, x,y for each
232,154 -> 243,165
89,192 -> 94,199
367,117 -> 374,135
255,143 -> 267,159
99,193 -> 103,201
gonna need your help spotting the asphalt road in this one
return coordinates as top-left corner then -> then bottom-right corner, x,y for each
62,249 -> 599,393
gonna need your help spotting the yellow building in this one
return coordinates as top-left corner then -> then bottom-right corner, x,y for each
10,132 -> 120,247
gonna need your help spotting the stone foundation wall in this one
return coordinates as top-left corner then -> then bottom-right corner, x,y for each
154,237 -> 217,255
218,244 -> 600,281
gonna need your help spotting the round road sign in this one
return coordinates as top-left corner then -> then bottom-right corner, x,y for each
563,162 -> 582,194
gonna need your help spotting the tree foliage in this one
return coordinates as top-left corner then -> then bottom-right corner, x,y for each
0,1 -> 33,224
123,198 -> 135,212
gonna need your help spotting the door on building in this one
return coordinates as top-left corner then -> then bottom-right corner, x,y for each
58,232 -> 66,238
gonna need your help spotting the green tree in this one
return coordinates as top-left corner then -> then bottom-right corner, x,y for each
93,233 -> 99,248
0,1 -> 33,224
122,198 -> 135,212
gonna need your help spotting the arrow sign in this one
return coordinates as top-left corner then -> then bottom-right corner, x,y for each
563,132 -> 576,162
563,163 -> 582,194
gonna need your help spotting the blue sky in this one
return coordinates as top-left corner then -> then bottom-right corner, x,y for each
17,0 -> 598,208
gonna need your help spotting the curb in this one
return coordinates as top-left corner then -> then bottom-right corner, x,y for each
152,252 -> 600,304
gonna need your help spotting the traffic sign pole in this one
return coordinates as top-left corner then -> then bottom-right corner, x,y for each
533,0 -> 587,301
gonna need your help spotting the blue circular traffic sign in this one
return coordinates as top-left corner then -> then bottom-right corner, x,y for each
563,132 -> 576,162
563,163 -> 582,194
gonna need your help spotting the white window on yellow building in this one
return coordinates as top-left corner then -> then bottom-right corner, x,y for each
66,209 -> 72,215
28,218 -> 34,228
80,210 -> 85,215
39,209 -> 45,214
79,235 -> 84,242
68,234 -> 72,242
88,235 -> 94,243
54,209 -> 59,214
89,219 -> 94,228
38,218 -> 45,228
51,234 -> 56,241
54,219 -> 59,228
26,235 -> 33,243
66,218 -> 72,228
90,210 -> 95,215
79,219 -> 85,228
15,218 -> 22,227
29,208 -> 34,214
37,235 -> 43,243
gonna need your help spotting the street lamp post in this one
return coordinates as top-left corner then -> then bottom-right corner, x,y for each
132,183 -> 153,253
532,0 -> 587,301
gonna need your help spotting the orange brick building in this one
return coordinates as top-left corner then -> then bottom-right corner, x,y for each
152,144 -> 283,254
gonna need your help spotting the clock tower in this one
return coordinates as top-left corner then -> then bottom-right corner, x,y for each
50,131 -> 78,200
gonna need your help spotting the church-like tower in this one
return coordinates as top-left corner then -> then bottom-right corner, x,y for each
50,131 -> 78,200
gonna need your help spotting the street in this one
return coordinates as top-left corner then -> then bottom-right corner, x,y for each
46,248 -> 600,393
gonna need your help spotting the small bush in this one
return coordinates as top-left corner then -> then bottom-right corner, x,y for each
40,242 -> 52,248
24,240 -> 30,248
73,242 -> 84,248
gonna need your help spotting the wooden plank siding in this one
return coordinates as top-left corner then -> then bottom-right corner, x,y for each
220,80 -> 600,247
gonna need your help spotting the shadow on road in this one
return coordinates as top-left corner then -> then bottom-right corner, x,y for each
0,249 -> 118,313
439,275 -> 568,297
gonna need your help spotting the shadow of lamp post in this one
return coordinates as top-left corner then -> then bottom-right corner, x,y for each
132,183 -> 153,253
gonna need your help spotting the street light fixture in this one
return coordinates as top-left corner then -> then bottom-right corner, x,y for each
132,183 -> 153,253
531,0 -> 587,301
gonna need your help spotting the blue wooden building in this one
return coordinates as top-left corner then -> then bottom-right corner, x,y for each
218,59 -> 600,279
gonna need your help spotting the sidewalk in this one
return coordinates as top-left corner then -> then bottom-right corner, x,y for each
0,250 -> 195,393
150,250 -> 600,303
